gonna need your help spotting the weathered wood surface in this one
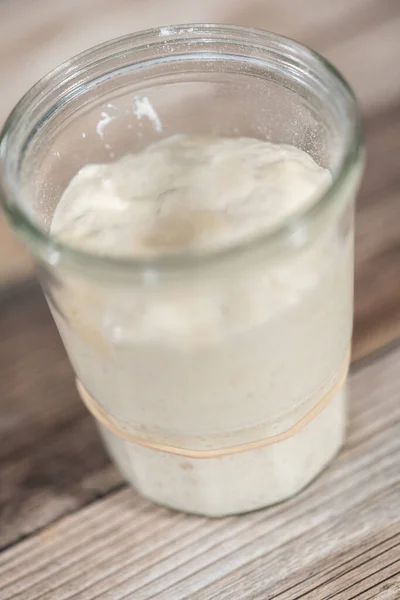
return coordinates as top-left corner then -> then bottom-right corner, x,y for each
0,280 -> 123,550
0,341 -> 399,599
353,101 -> 400,361
0,0 -> 400,597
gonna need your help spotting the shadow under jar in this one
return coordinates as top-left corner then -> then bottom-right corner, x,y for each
0,25 -> 364,516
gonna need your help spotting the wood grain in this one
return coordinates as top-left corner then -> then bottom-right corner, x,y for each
353,100 -> 400,361
0,280 -> 123,550
0,344 -> 399,599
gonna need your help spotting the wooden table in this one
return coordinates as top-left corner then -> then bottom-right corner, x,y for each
0,1 -> 399,598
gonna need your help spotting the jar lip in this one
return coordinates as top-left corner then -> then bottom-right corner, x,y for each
0,23 -> 363,277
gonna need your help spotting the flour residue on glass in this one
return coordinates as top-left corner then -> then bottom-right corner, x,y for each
133,96 -> 163,133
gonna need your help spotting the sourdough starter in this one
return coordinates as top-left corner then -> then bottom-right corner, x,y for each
50,135 -> 353,516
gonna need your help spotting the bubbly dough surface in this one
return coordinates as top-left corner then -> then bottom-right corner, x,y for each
51,135 -> 330,255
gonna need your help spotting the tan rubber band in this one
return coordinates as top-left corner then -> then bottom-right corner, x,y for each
76,349 -> 350,459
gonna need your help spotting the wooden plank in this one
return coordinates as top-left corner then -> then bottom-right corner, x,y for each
353,101 -> 400,361
0,344 -> 399,599
0,280 -> 123,550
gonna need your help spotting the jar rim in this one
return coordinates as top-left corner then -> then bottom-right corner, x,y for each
0,23 -> 363,277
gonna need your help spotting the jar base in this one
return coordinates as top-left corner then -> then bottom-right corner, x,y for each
98,386 -> 346,517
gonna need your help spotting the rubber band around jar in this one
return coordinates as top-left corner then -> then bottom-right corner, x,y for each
76,349 -> 350,459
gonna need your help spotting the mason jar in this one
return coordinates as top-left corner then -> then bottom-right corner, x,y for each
0,25 -> 364,516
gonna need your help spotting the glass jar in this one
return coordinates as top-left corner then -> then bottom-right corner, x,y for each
0,25 -> 364,516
